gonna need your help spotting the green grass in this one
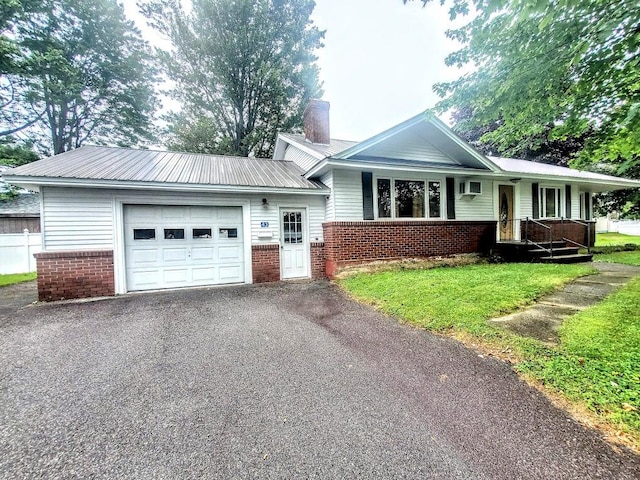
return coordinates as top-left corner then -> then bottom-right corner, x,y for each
595,251 -> 640,266
595,232 -> 640,247
339,262 -> 640,445
0,272 -> 37,287
339,263 -> 593,336
519,277 -> 640,433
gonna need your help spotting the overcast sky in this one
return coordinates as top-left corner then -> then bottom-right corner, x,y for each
122,0 -> 465,142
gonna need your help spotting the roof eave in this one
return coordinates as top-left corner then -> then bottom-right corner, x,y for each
3,175 -> 330,195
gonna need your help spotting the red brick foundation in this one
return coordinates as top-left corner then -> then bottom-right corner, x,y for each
251,244 -> 280,283
521,219 -> 595,247
323,220 -> 497,277
34,250 -> 115,302
311,242 -> 326,279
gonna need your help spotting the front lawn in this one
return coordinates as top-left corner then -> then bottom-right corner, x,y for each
0,272 -> 37,287
519,277 -> 640,436
595,232 -> 640,247
595,251 -> 640,266
339,263 -> 594,337
339,262 -> 640,449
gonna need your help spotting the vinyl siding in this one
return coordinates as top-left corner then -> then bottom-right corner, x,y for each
521,181 -> 534,219
362,133 -> 455,164
42,187 -> 114,250
455,179 -> 494,220
41,187 -> 326,251
319,171 -> 334,221
333,169 -> 363,220
283,144 -> 321,172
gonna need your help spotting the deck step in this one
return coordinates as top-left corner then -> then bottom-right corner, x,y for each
528,247 -> 580,257
538,254 -> 593,264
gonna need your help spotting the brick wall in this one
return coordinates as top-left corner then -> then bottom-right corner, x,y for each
521,219 -> 595,247
310,242 -> 326,279
251,244 -> 280,283
34,250 -> 114,302
323,220 -> 496,276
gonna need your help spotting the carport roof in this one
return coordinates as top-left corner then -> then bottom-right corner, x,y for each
4,146 -> 328,192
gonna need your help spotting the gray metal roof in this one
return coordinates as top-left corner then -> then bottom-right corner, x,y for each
278,133 -> 358,158
0,193 -> 40,216
489,156 -> 640,187
5,146 -> 327,191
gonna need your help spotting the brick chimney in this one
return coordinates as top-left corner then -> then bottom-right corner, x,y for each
303,99 -> 330,145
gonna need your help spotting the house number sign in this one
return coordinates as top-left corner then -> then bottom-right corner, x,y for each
260,221 -> 269,228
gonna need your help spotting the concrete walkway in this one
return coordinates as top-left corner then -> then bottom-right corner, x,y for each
490,262 -> 640,344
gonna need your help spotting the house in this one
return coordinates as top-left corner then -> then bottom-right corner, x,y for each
0,193 -> 41,234
4,100 -> 640,301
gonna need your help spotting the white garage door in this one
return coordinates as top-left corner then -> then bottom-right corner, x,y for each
124,205 -> 244,291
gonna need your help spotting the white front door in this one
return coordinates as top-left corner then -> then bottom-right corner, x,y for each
280,209 -> 309,279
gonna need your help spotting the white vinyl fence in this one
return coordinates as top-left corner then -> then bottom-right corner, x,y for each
0,229 -> 42,274
596,218 -> 640,236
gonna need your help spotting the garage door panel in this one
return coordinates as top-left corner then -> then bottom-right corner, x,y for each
124,205 -> 245,292
219,265 -> 243,282
218,245 -> 242,261
162,247 -> 188,262
192,266 -> 216,282
191,247 -> 215,261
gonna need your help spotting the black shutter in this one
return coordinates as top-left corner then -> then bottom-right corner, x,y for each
565,185 -> 572,219
532,182 -> 539,219
585,192 -> 591,220
362,172 -> 374,220
446,177 -> 456,219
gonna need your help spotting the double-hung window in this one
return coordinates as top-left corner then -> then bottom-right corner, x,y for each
376,178 -> 441,219
539,186 -> 562,218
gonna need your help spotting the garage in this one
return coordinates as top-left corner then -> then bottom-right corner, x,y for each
124,205 -> 244,291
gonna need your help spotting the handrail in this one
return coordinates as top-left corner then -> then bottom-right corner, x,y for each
524,217 -> 554,257
561,217 -> 592,254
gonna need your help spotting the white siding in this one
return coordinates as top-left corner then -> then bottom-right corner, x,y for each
455,179 -> 494,220
571,186 -> 581,219
42,187 -> 114,250
283,144 -> 321,172
333,169 -> 363,220
41,187 -> 326,251
362,131 -> 456,164
319,171 -> 334,221
520,181 -> 534,220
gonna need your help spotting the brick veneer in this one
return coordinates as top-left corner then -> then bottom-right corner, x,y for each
521,219 -> 596,247
251,244 -> 280,283
34,250 -> 115,302
323,220 -> 497,276
310,242 -> 326,279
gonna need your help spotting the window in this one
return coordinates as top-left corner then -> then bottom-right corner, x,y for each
428,181 -> 441,218
133,228 -> 155,240
377,179 -> 392,218
193,228 -> 212,238
282,212 -> 302,244
395,180 -> 425,218
539,187 -> 562,218
579,192 -> 592,220
164,228 -> 185,239
376,178 -> 442,219
219,228 -> 238,239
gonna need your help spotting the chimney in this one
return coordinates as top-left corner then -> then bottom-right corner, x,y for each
303,99 -> 330,145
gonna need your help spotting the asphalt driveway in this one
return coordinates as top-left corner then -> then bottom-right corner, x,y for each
1,281 -> 639,479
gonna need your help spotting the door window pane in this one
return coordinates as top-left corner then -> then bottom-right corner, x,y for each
395,180 -> 425,218
193,228 -> 212,238
133,228 -> 155,240
283,211 -> 303,244
164,228 -> 184,239
219,228 -> 238,239
377,179 -> 391,218
428,181 -> 441,218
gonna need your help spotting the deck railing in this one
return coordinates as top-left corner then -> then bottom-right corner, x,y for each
524,217 -> 553,257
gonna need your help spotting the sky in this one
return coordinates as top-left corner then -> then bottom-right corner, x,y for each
122,0 -> 465,142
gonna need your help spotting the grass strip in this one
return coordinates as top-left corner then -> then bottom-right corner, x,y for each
0,272 -> 37,287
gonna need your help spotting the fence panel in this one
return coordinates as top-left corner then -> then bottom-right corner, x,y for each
0,229 -> 42,274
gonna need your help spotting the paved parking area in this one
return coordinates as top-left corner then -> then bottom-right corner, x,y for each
1,281 -> 639,479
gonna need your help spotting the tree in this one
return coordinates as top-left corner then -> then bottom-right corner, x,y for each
140,0 -> 323,157
1,0 -> 159,153
0,137 -> 38,166
407,0 -> 639,174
